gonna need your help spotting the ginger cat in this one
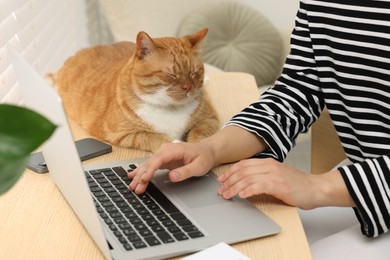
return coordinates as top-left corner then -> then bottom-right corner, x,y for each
55,29 -> 220,152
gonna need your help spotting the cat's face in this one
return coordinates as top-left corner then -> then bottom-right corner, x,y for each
131,29 -> 208,107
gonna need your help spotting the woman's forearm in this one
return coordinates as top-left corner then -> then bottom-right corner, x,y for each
201,125 -> 268,166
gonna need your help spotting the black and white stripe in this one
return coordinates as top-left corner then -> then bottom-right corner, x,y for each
225,0 -> 390,237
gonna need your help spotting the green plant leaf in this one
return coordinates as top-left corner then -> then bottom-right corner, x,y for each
0,156 -> 29,194
0,104 -> 57,195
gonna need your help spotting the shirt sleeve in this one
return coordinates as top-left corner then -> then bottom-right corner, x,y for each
224,0 -> 390,239
339,155 -> 390,237
224,1 -> 324,161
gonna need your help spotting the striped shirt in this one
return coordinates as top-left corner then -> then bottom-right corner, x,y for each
225,0 -> 390,237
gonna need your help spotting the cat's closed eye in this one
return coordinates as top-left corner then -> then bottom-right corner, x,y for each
167,73 -> 179,80
190,71 -> 202,80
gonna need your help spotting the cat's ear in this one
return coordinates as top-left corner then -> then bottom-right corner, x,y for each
136,31 -> 156,59
185,28 -> 208,48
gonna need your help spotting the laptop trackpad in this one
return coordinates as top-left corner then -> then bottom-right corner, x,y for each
163,174 -> 226,208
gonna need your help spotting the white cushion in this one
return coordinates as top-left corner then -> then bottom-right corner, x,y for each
177,1 -> 285,86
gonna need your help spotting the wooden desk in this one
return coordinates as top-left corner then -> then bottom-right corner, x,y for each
0,73 -> 312,260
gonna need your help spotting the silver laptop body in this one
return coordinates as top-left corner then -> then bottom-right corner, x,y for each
10,48 -> 280,260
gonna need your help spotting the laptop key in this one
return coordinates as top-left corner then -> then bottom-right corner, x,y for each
162,220 -> 175,227
118,187 -> 131,194
112,197 -> 124,204
120,207 -> 132,213
115,202 -> 128,208
114,218 -> 127,224
103,187 -> 116,193
110,212 -> 122,218
113,231 -> 123,237
156,232 -> 175,243
170,212 -> 186,220
152,209 -> 164,216
157,215 -> 170,222
88,181 -> 98,188
167,225 -> 181,233
102,170 -> 115,177
132,203 -> 145,210
173,232 -> 189,241
118,223 -> 131,230
123,229 -> 137,236
108,224 -> 117,231
123,193 -> 136,199
105,219 -> 113,225
144,236 -> 161,246
101,201 -> 114,208
112,179 -> 124,186
123,243 -> 133,251
97,196 -> 110,203
182,225 -> 198,232
96,178 -> 108,184
129,218 -> 142,225
132,241 -> 147,249
187,231 -> 204,238
127,235 -> 142,243
146,203 -> 160,211
93,191 -> 106,197
134,223 -> 148,231
176,219 -> 192,227
118,237 -> 128,244
141,214 -> 154,221
113,166 -> 129,177
139,229 -> 153,237
96,206 -> 104,213
136,209 -> 148,215
151,225 -> 164,233
128,164 -> 137,170
124,212 -> 137,219
146,182 -> 180,214
107,191 -> 121,197
100,213 -> 109,219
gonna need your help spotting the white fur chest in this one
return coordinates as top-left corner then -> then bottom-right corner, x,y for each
135,100 -> 199,141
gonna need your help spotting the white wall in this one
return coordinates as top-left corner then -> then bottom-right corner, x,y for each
241,0 -> 300,57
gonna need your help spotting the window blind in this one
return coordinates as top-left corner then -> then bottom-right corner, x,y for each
0,0 -> 90,104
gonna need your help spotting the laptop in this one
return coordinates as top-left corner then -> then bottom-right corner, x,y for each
9,47 -> 280,260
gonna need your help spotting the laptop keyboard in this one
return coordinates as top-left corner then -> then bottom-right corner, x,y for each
85,164 -> 204,251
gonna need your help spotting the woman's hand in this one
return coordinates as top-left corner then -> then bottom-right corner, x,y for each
217,158 -> 354,210
128,126 -> 269,195
128,141 -> 215,194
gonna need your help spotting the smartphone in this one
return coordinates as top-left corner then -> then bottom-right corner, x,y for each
27,138 -> 112,173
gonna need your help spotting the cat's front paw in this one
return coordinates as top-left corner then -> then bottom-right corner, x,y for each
186,132 -> 209,143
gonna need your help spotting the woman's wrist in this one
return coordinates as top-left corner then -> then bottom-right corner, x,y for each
313,170 -> 355,208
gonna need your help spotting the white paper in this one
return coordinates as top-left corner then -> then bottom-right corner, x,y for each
182,242 -> 251,260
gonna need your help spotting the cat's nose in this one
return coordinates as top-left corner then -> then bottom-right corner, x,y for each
182,84 -> 191,92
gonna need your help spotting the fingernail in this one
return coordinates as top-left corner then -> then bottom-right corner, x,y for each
129,181 -> 135,190
217,186 -> 223,194
222,191 -> 231,200
135,184 -> 143,194
217,174 -> 224,181
171,171 -> 180,181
